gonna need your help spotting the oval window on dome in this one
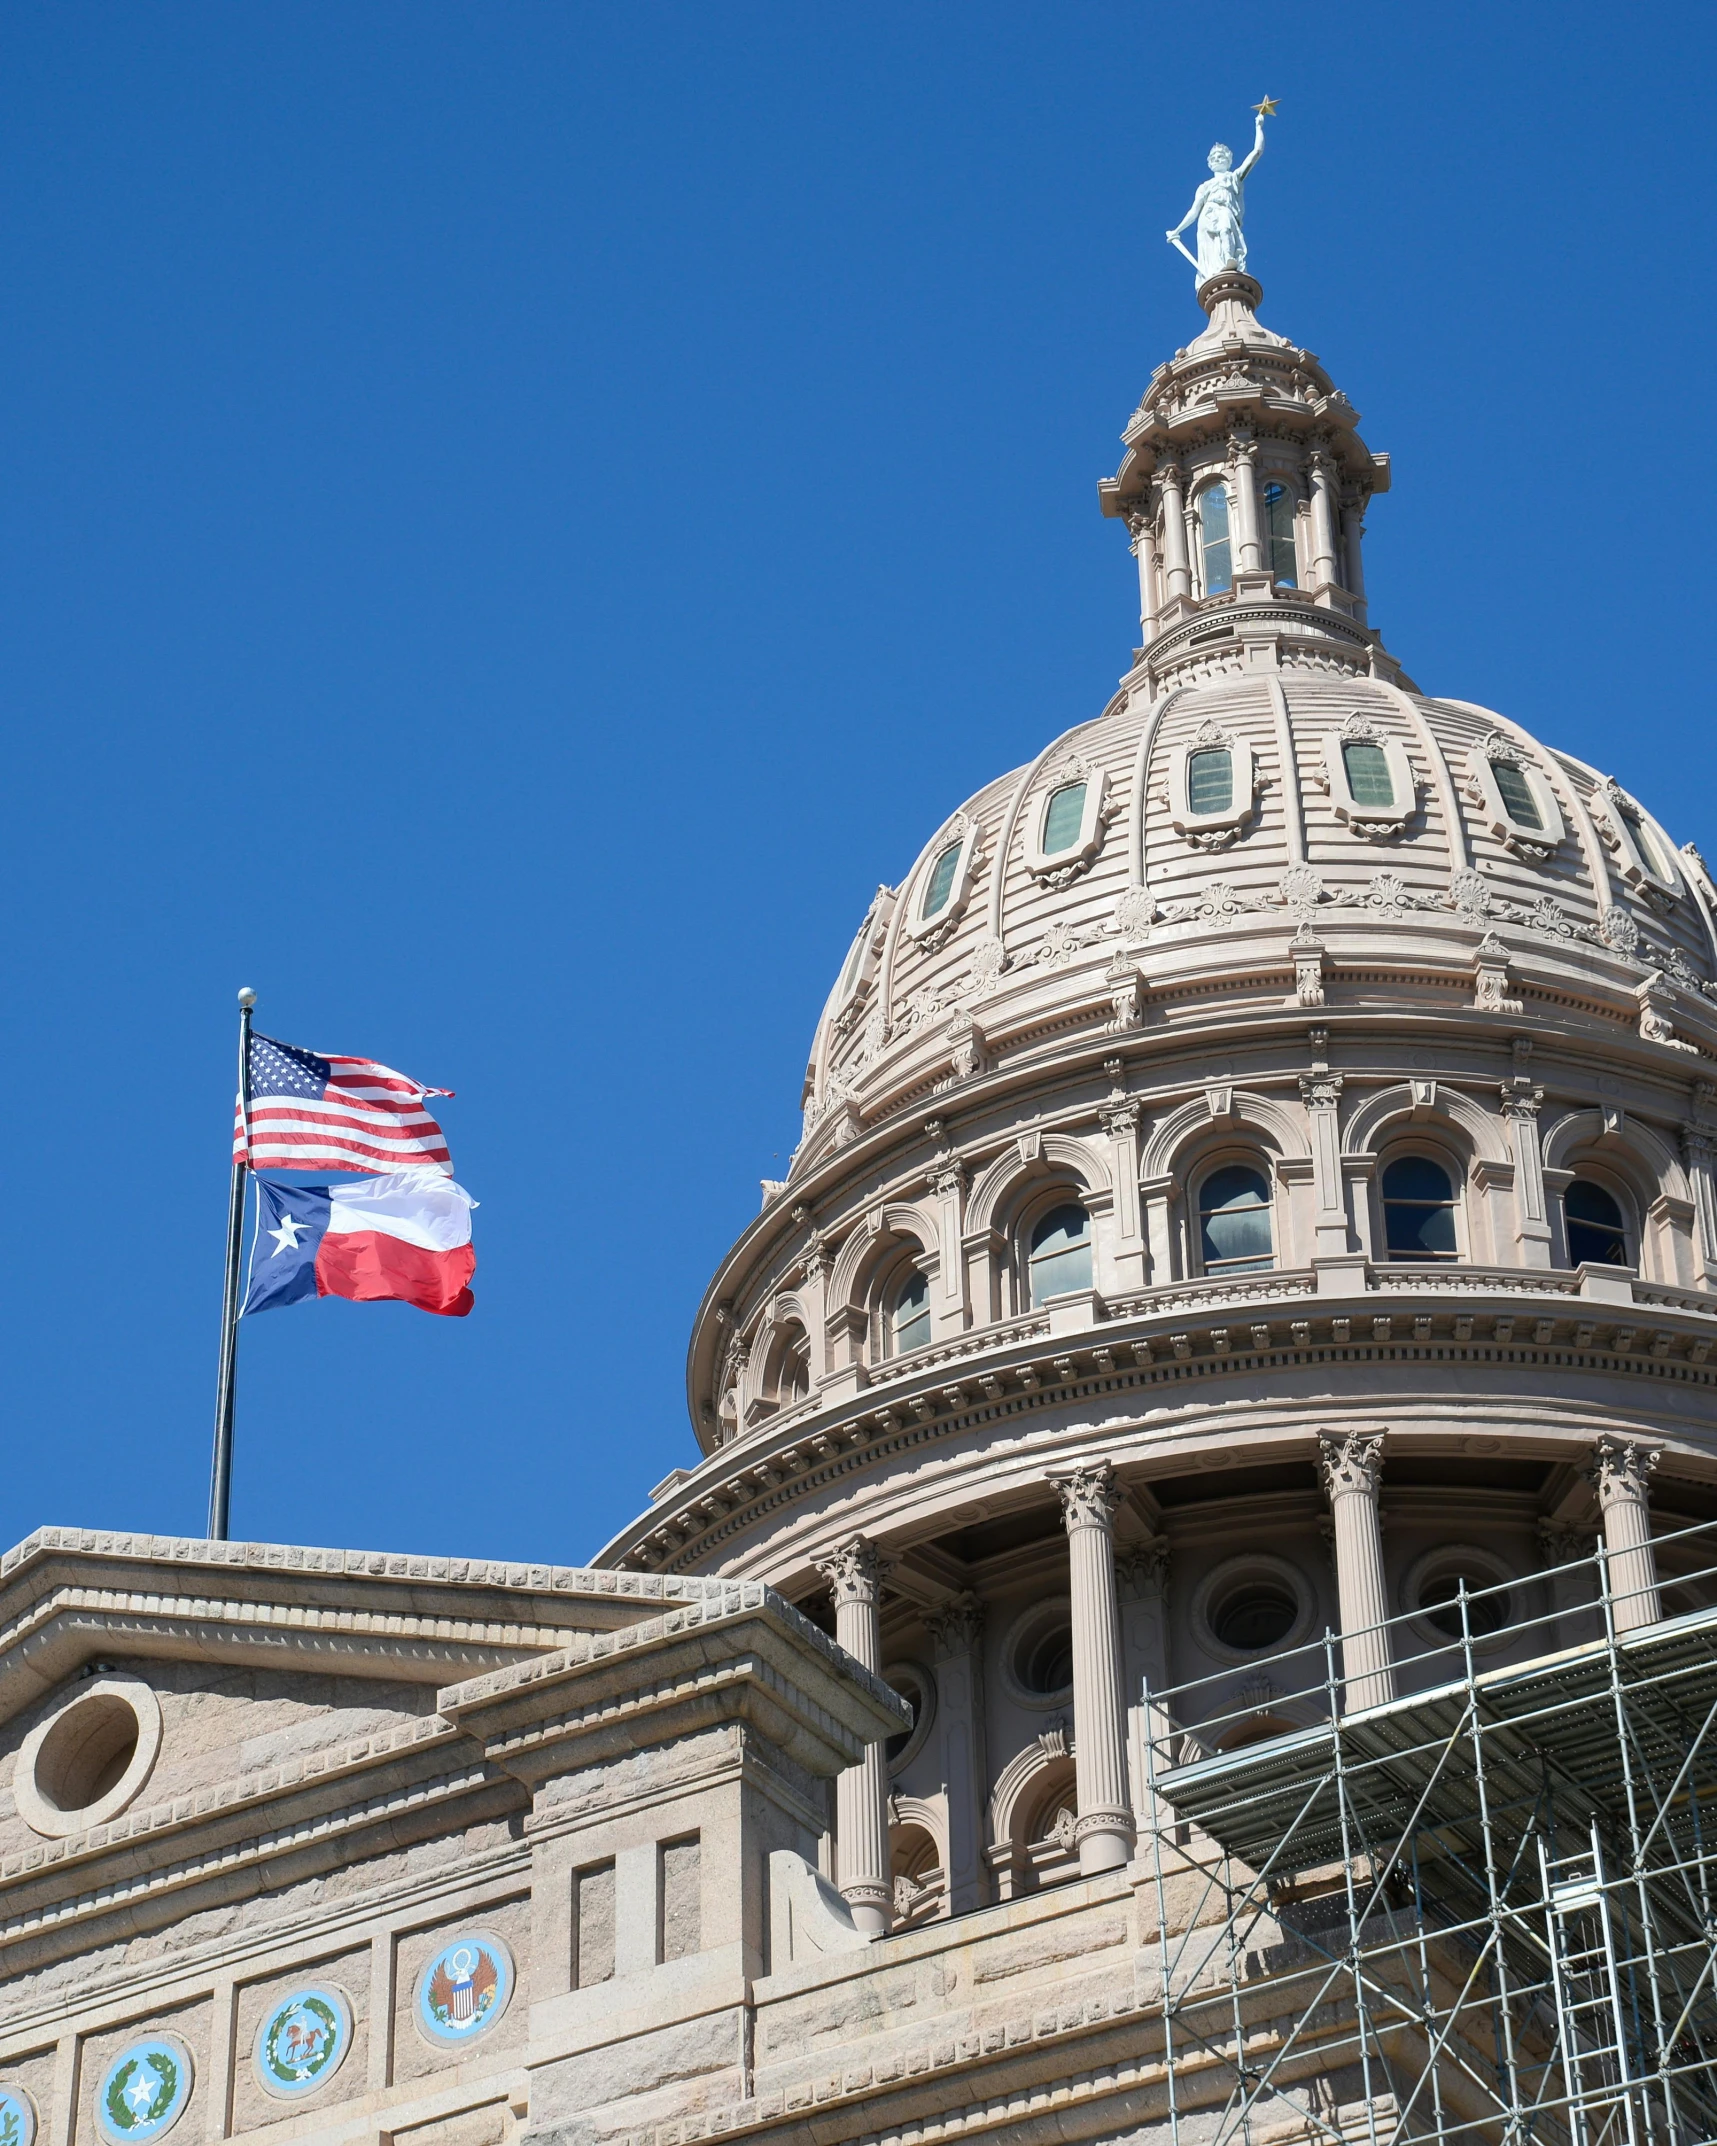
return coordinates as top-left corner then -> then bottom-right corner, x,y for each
1492,758 -> 1544,831
1565,1180 -> 1629,1268
1382,1155 -> 1459,1260
1198,485 -> 1232,595
1041,782 -> 1087,856
1028,1203 -> 1091,1306
921,841 -> 962,921
1341,740 -> 1395,808
1198,1164 -> 1273,1273
891,1269 -> 931,1355
1263,480 -> 1297,585
1626,810 -> 1670,880
1187,748 -> 1233,816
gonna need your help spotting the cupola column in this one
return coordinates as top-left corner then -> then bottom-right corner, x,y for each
813,1536 -> 893,1935
1318,1432 -> 1395,1710
1230,436 -> 1264,575
1307,451 -> 1340,592
1127,510 -> 1161,643
1590,1437 -> 1662,1632
1156,464 -> 1193,606
1343,499 -> 1369,624
1053,1464 -> 1136,1874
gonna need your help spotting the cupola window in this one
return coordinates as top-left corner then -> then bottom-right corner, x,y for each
1381,1156 -> 1459,1260
1198,1164 -> 1274,1273
1565,1181 -> 1629,1268
1028,1203 -> 1092,1305
1341,740 -> 1395,807
1187,748 -> 1234,816
1263,481 -> 1297,585
1198,485 -> 1232,596
1419,1569 -> 1509,1640
1041,782 -> 1087,857
891,1270 -> 932,1354
921,841 -> 962,921
1492,759 -> 1544,831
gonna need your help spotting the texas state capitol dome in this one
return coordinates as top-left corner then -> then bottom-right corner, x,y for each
597,266 -> 1717,1934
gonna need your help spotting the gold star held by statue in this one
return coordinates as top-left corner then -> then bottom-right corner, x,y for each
1254,96 -> 1279,117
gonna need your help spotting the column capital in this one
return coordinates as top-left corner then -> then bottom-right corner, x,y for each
1536,1519 -> 1594,1568
1116,1537 -> 1170,1598
924,1589 -> 985,1656
1053,1462 -> 1120,1533
1588,1434 -> 1661,1504
814,1534 -> 886,1607
1318,1429 -> 1385,1500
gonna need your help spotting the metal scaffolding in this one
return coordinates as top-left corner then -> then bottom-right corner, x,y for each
1138,1516 -> 1717,2146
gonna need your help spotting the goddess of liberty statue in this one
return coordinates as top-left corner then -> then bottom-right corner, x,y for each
1167,101 -> 1273,284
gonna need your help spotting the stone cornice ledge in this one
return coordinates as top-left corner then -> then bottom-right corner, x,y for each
440,1590 -> 910,1782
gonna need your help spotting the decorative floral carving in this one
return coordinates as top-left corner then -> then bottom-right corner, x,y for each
924,1591 -> 985,1653
1114,887 -> 1157,940
1340,711 -> 1383,743
1587,1434 -> 1660,1504
1599,907 -> 1641,956
1054,1461 -> 1119,1531
969,934 -> 1008,987
1317,1430 -> 1385,1499
1031,916 -> 1105,967
813,1534 -> 885,1606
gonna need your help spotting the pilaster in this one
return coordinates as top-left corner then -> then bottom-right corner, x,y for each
924,1592 -> 987,1916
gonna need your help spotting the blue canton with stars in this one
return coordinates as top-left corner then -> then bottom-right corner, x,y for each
247,1033 -> 333,1099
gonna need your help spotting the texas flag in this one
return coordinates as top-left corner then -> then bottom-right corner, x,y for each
245,1168 -> 477,1318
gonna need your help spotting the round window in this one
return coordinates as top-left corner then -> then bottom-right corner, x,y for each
14,1677 -> 162,1839
1003,1602 -> 1076,1702
1418,1570 -> 1509,1640
1210,1584 -> 1298,1652
882,1662 -> 936,1769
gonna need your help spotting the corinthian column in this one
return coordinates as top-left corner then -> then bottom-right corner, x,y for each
1307,450 -> 1339,591
1230,436 -> 1263,574
813,1536 -> 892,1934
1157,463 -> 1192,606
1126,509 -> 1161,643
924,1592 -> 987,1916
1589,1436 -> 1663,1632
1317,1432 -> 1395,1710
1053,1464 -> 1136,1875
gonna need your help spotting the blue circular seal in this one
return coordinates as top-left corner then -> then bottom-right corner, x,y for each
0,2086 -> 39,2146
95,2039 -> 193,2146
414,1931 -> 514,2047
253,1986 -> 353,2101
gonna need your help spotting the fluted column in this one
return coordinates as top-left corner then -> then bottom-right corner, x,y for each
1117,1540 -> 1171,1835
1317,1432 -> 1395,1710
813,1536 -> 892,1934
1157,463 -> 1192,605
924,1592 -> 987,1916
1308,451 -> 1340,592
1589,1436 -> 1663,1632
1053,1464 -> 1136,1874
1343,501 -> 1369,624
1230,436 -> 1263,574
1127,509 -> 1161,643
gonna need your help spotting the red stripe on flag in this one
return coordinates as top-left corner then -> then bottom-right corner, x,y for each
315,1229 -> 475,1316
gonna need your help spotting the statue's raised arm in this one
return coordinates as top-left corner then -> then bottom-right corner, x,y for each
1165,100 -> 1274,286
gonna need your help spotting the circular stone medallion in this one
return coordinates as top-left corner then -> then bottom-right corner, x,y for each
0,2086 -> 39,2146
95,2038 -> 194,2146
413,1931 -> 514,2047
253,1986 -> 354,2100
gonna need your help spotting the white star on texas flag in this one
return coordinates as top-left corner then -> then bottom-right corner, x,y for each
267,1212 -> 308,1257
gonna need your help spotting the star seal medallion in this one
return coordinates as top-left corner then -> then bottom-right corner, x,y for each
94,2039 -> 194,2146
0,2085 -> 40,2146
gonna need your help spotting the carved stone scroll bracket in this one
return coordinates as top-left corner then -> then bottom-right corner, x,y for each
1473,933 -> 1523,1014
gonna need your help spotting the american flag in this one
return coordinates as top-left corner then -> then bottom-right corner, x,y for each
234,1032 -> 454,1174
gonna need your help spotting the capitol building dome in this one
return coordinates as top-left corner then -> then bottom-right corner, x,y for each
599,260 -> 1717,1938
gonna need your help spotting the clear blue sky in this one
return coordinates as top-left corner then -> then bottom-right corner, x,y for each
4,4 -> 1713,1564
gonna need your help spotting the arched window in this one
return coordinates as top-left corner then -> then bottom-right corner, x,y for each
1198,485 -> 1232,595
890,1269 -> 931,1354
1028,1203 -> 1092,1306
1381,1156 -> 1459,1260
1263,480 -> 1297,585
1198,1164 -> 1273,1273
1187,746 -> 1233,816
1041,781 -> 1087,855
1565,1180 -> 1630,1268
1341,739 -> 1395,807
921,841 -> 962,921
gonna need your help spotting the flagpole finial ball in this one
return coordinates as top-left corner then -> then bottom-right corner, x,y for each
237,987 -> 257,1009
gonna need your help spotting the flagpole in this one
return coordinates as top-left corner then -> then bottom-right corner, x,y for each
209,986 -> 256,1541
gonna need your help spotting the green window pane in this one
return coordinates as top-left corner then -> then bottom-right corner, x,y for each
1263,481 -> 1297,585
1199,1165 -> 1273,1271
1029,1204 -> 1092,1306
922,841 -> 962,919
892,1270 -> 931,1353
1342,740 -> 1395,807
1041,782 -> 1086,855
1199,486 -> 1232,595
1492,759 -> 1543,830
1188,748 -> 1233,816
